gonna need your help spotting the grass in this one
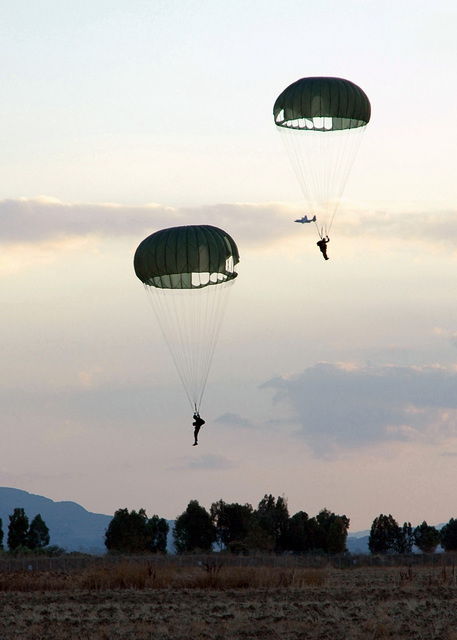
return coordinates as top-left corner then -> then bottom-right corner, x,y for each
0,562 -> 455,639
0,558 -> 456,592
0,561 -> 329,592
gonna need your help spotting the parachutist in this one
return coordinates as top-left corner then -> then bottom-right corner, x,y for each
317,236 -> 330,260
192,413 -> 205,446
294,215 -> 316,224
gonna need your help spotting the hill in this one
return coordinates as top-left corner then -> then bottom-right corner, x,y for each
0,487 -> 112,553
0,488 -> 177,554
346,532 -> 370,554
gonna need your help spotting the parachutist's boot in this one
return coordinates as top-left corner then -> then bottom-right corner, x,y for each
193,441 -> 198,446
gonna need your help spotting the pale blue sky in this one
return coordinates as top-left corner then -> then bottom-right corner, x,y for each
0,1 -> 457,533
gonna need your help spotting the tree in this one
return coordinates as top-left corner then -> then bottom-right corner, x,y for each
0,518 -> 3,550
8,508 -> 29,551
173,500 -> 216,553
287,511 -> 315,554
146,515 -> 169,554
105,508 -> 169,554
392,522 -> 414,554
440,518 -> 457,552
210,500 -> 253,551
105,508 -> 151,553
313,509 -> 350,554
413,521 -> 441,554
326,515 -> 351,555
254,494 -> 290,553
243,514 -> 274,552
368,514 -> 400,554
27,514 -> 50,549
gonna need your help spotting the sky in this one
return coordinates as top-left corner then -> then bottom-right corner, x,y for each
1,0 -> 457,535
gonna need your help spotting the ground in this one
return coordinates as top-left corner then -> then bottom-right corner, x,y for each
0,562 -> 455,639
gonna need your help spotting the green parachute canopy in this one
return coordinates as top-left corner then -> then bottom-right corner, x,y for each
134,224 -> 239,290
134,224 -> 240,412
273,76 -> 371,239
273,76 -> 371,131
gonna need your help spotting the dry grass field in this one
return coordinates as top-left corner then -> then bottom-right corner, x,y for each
0,560 -> 456,639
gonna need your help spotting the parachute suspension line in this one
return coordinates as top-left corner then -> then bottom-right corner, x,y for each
279,127 -> 320,221
144,284 -> 195,411
192,278 -> 235,411
325,125 -> 368,236
313,218 -> 323,240
144,278 -> 235,413
277,123 -> 367,238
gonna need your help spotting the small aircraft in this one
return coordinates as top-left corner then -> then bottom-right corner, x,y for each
294,215 -> 316,224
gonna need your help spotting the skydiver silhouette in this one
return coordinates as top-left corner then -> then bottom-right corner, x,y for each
317,236 -> 330,260
192,412 -> 205,446
294,215 -> 317,224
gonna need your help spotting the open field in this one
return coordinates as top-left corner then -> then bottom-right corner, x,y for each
0,561 -> 456,639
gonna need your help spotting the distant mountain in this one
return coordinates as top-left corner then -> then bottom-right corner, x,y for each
0,487 -> 112,553
346,534 -> 370,554
0,488 -> 176,554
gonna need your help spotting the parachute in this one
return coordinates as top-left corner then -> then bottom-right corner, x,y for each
134,224 -> 239,412
273,76 -> 371,238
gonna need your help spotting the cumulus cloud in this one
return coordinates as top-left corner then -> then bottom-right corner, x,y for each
263,362 -> 457,456
1,196 -> 456,252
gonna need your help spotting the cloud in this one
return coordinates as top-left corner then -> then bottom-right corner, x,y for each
0,384 -> 163,431
0,197 -> 291,247
215,412 -> 257,429
433,327 -> 457,350
0,197 -> 175,244
1,196 -> 456,252
338,207 -> 457,248
188,454 -> 236,470
263,362 -> 457,456
0,470 -> 86,486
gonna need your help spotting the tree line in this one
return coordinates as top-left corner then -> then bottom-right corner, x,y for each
3,500 -> 456,556
105,497 -> 457,556
368,514 -> 457,554
0,508 -> 50,552
105,495 -> 350,555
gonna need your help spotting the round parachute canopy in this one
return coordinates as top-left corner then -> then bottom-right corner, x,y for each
134,224 -> 240,412
273,77 -> 371,237
273,76 -> 371,131
134,224 -> 239,289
